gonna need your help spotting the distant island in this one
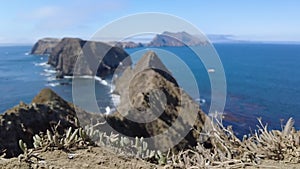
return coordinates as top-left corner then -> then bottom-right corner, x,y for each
31,31 -> 208,54
147,31 -> 207,47
30,31 -> 209,78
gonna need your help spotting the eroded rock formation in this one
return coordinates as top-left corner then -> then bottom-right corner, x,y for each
31,38 -> 61,55
48,38 -> 131,78
105,51 -> 209,151
0,88 -> 78,157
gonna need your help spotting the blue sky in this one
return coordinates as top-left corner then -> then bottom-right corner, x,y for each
1,0 -> 300,43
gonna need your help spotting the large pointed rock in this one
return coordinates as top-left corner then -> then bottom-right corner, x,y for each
134,51 -> 171,75
107,51 -> 209,151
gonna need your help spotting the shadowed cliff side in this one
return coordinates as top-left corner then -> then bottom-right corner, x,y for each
48,38 -> 131,78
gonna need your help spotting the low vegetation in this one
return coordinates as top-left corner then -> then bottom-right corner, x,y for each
11,114 -> 300,168
165,114 -> 300,168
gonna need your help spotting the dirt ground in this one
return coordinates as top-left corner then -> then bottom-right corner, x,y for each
245,161 -> 300,169
0,147 -> 159,169
0,147 -> 299,169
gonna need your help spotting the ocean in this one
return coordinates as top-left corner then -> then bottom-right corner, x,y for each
0,43 -> 299,137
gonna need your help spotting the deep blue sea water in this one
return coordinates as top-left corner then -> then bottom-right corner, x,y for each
0,44 -> 299,137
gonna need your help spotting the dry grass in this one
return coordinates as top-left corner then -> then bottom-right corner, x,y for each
5,114 -> 299,168
164,114 -> 300,168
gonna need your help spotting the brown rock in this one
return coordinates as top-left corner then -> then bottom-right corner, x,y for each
105,51 -> 210,151
30,38 -> 60,55
0,88 -> 78,157
48,38 -> 132,78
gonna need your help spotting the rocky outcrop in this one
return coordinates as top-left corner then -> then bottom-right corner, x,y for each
148,31 -> 207,47
0,88 -> 79,157
31,38 -> 61,55
108,41 -> 144,49
106,51 -> 209,151
48,38 -> 131,78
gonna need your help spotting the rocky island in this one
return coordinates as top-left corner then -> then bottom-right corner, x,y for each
108,31 -> 208,48
31,32 -> 208,57
108,41 -> 144,48
147,31 -> 208,47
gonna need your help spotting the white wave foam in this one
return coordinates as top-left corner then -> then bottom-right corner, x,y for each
105,106 -> 111,115
45,82 -> 60,87
40,72 -> 52,77
34,62 -> 50,68
94,76 -> 108,86
46,76 -> 56,81
70,75 -> 108,86
79,75 -> 93,79
104,106 -> 116,115
25,52 -> 30,56
43,69 -> 56,74
109,84 -> 115,93
111,94 -> 120,106
63,76 -> 73,79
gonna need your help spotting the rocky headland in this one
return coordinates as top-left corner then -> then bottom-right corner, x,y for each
30,38 -> 61,55
31,31 -> 208,57
49,38 -> 131,78
31,37 -> 132,78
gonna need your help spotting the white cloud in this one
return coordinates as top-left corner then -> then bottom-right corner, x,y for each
19,0 -> 128,31
2,0 -> 128,43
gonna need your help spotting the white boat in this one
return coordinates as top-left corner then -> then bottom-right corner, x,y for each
207,68 -> 215,73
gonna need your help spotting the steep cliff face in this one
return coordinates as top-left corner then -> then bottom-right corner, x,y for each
108,51 -> 209,151
30,38 -> 61,55
48,38 -> 131,78
148,31 -> 207,47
